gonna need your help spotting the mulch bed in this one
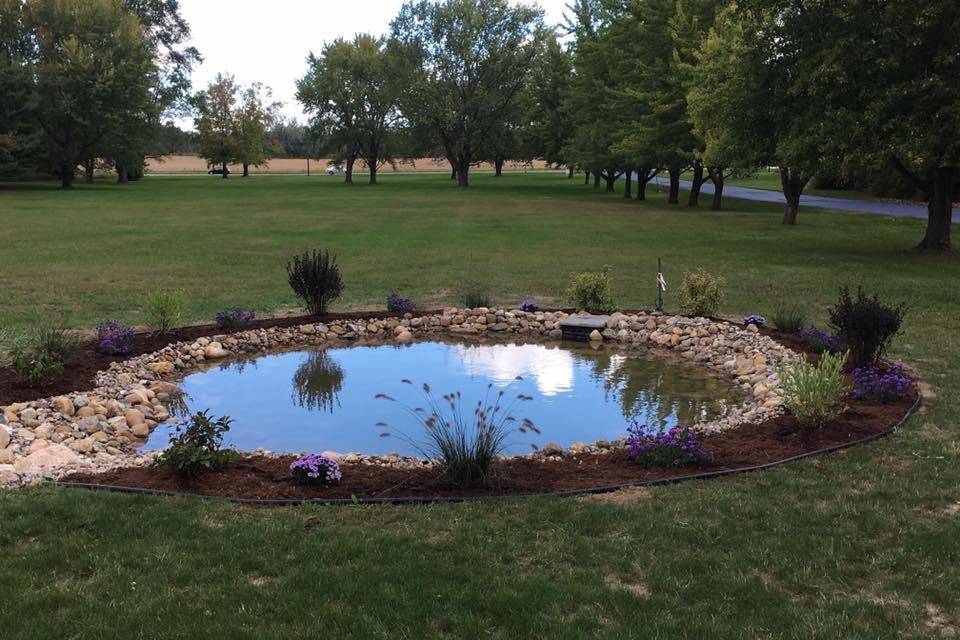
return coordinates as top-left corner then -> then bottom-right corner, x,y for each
62,394 -> 915,501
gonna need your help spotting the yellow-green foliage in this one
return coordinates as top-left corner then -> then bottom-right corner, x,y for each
679,269 -> 726,317
565,266 -> 616,312
776,351 -> 849,427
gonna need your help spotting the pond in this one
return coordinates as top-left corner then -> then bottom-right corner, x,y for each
143,338 -> 743,456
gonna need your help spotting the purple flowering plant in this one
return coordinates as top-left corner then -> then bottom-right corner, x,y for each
801,326 -> 845,354
626,421 -> 712,468
290,453 -> 343,486
386,291 -> 416,314
519,298 -> 538,312
215,308 -> 255,329
742,314 -> 765,327
852,364 -> 912,403
95,322 -> 135,355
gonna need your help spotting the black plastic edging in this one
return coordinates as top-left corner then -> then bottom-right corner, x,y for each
53,393 -> 923,507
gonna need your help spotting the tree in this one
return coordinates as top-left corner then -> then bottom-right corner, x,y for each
686,3 -> 822,224
523,31 -> 573,171
0,0 -> 40,178
25,0 -> 156,188
797,0 -> 960,250
298,35 -> 404,185
193,73 -> 240,178
235,82 -> 280,177
390,0 -> 544,187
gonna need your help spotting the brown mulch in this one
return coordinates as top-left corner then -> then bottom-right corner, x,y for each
0,309 -> 448,406
62,393 -> 915,501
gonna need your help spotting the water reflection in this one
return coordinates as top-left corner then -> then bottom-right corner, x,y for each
291,350 -> 345,412
146,339 -> 743,456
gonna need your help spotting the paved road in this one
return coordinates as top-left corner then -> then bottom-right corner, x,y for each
655,177 -> 958,224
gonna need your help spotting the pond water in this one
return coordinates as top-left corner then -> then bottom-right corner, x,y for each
144,339 -> 743,456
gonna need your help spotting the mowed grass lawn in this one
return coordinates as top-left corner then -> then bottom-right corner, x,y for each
1,173 -> 959,638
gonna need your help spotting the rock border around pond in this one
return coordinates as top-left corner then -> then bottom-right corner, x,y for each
0,308 -> 796,486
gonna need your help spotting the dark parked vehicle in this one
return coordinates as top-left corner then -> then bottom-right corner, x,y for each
208,166 -> 230,176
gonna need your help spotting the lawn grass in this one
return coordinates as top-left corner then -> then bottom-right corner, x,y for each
679,168 -> 879,200
1,172 -> 959,638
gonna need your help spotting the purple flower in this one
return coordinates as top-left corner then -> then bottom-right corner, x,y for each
386,292 -> 416,314
801,326 -> 844,354
290,453 -> 342,486
625,421 -> 712,468
95,322 -> 135,355
215,308 -> 255,329
519,298 -> 538,312
852,364 -> 912,403
742,314 -> 765,327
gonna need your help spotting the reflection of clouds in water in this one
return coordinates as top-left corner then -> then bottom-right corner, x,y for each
453,344 -> 575,396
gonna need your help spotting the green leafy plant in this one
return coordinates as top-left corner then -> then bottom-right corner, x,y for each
6,327 -> 81,385
770,304 -> 809,333
828,286 -> 906,367
776,351 -> 850,428
287,249 -> 343,315
143,288 -> 186,332
565,266 -> 616,312
678,269 -> 725,317
458,281 -> 492,308
155,410 -> 237,478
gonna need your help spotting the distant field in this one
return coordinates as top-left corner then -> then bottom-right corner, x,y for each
146,155 -> 553,175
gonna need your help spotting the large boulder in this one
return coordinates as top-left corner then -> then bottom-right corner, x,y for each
13,444 -> 79,475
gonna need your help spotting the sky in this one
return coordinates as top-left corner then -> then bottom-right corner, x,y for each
178,0 -> 571,125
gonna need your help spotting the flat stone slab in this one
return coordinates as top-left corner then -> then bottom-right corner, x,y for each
559,315 -> 611,329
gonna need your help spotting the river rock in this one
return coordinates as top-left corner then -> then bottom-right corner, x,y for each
52,396 -> 75,416
0,426 -> 10,449
147,361 -> 175,374
13,444 -> 79,475
203,342 -> 229,359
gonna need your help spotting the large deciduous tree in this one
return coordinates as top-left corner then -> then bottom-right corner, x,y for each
390,0 -> 543,187
235,82 -> 280,177
193,73 -> 240,178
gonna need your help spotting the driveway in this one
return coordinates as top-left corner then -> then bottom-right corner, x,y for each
657,177 -> 958,224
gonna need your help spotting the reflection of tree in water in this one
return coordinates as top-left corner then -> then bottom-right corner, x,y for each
162,392 -> 193,420
573,348 -> 734,428
291,350 -> 345,413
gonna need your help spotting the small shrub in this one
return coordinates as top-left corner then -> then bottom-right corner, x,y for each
215,308 -> 255,329
828,286 -> 906,367
776,351 -> 849,427
386,291 -> 416,314
7,327 -> 81,384
155,410 -> 237,478
458,282 -> 492,309
770,304 -> 808,333
801,326 -> 845,354
626,422 -> 712,467
678,269 -> 725,317
95,322 -> 135,355
377,379 -> 538,488
143,288 -> 185,332
742,314 -> 765,328
287,249 -> 344,315
565,266 -> 616,312
519,298 -> 538,312
290,453 -> 342,486
852,364 -> 912,403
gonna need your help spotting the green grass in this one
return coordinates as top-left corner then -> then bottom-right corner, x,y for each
680,168 -> 878,200
1,172 -> 959,638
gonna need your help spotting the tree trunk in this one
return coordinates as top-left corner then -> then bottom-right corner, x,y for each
456,159 -> 470,187
116,163 -> 128,184
779,167 -> 809,225
221,161 -> 228,179
917,167 -> 954,250
567,166 -> 574,179
667,166 -> 680,204
623,170 -> 632,199
61,164 -> 75,189
242,163 -> 249,177
593,171 -> 601,189
84,159 -> 94,183
584,170 -> 590,185
636,178 -> 647,201
369,158 -> 378,185
707,167 -> 725,210
604,172 -> 617,192
636,167 -> 656,202
494,158 -> 504,177
688,160 -> 704,207
345,156 -> 355,184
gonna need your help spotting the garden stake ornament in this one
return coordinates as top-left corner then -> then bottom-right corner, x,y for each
656,258 -> 666,311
